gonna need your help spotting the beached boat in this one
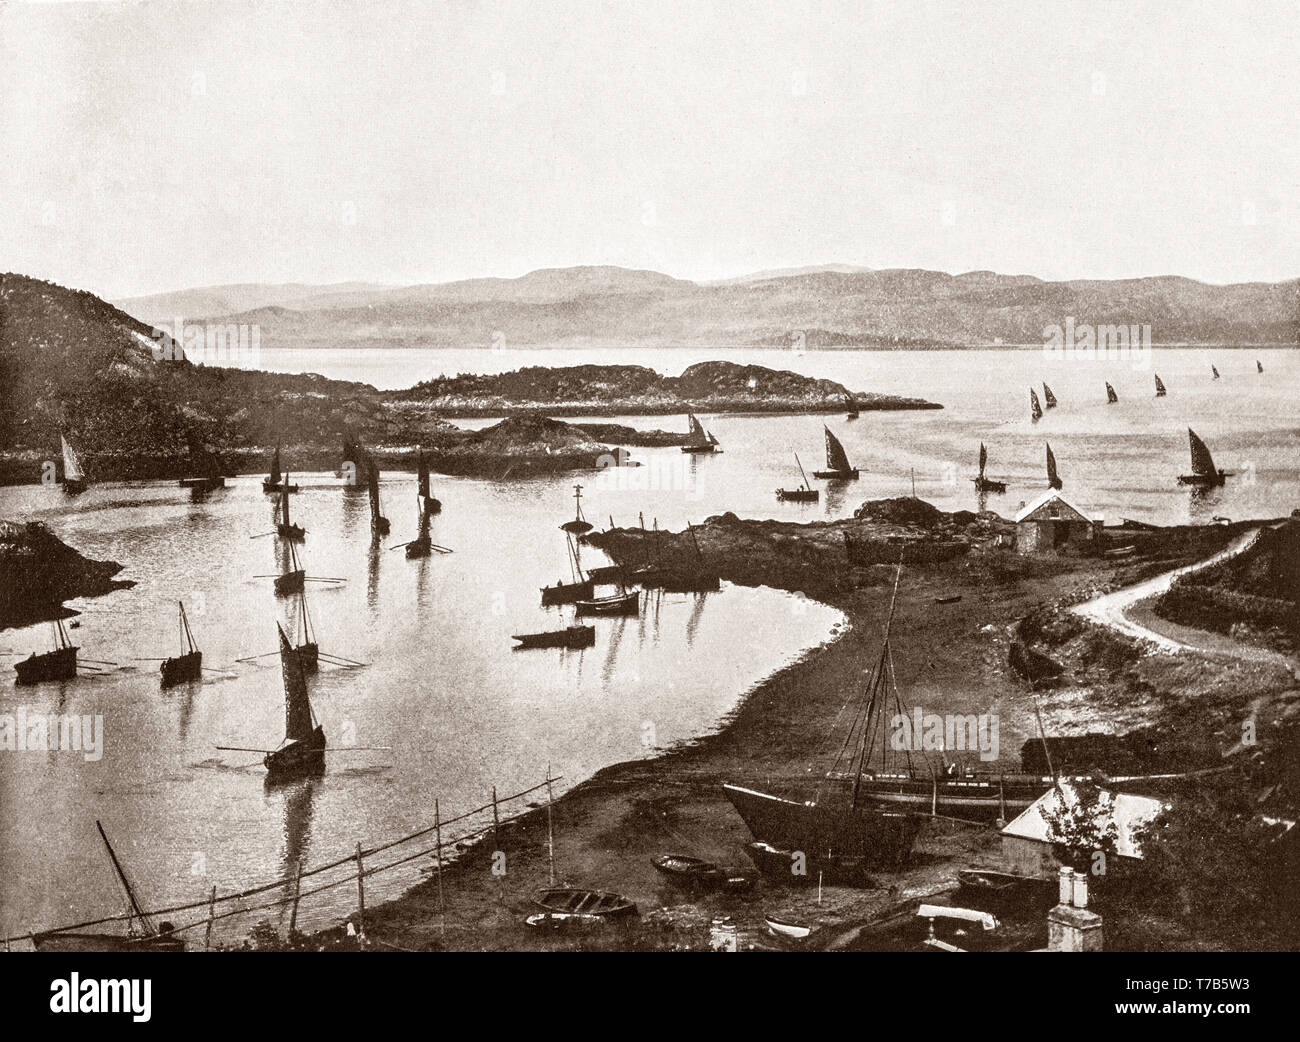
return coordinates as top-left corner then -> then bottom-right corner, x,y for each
812,426 -> 859,480
159,601 -> 202,688
541,485 -> 596,605
367,459 -> 390,534
1154,373 -> 1167,397
276,479 -> 305,541
262,445 -> 298,494
745,840 -> 879,886
60,434 -> 88,494
652,854 -> 757,893
723,564 -> 923,871
15,619 -> 78,685
764,915 -> 811,941
263,624 -> 326,781
1046,442 -> 1062,490
1042,383 -> 1058,409
1106,381 -> 1118,404
971,443 -> 1006,494
32,822 -> 184,952
512,624 -> 595,649
854,769 -> 1050,822
776,453 -> 820,501
575,589 -> 639,617
534,888 -> 637,919
1177,427 -> 1229,487
681,412 -> 721,454
1029,387 -> 1043,423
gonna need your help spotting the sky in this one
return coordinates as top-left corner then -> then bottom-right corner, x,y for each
2,0 -> 1298,298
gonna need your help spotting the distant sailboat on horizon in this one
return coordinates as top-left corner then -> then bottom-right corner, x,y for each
681,412 -> 721,454
1029,388 -> 1043,423
1046,443 -> 1062,490
1211,364 -> 1220,380
1042,383 -> 1058,409
60,434 -> 87,494
1154,373 -> 1167,397
972,443 -> 1006,494
1105,382 -> 1118,404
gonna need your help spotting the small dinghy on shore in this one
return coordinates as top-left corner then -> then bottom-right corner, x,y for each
533,887 -> 637,919
764,915 -> 811,941
652,854 -> 757,893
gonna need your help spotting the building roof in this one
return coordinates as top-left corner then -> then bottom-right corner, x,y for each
1014,489 -> 1097,525
1001,780 -> 1166,859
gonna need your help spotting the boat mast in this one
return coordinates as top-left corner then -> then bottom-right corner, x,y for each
849,559 -> 904,809
795,453 -> 811,491
179,600 -> 197,655
96,821 -> 155,937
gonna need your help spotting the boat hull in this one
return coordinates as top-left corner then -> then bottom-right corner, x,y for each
160,651 -> 202,688
575,591 -> 640,617
972,478 -> 1007,494
812,469 -> 858,480
540,578 -> 594,606
264,726 -> 326,781
513,625 -> 596,649
274,570 -> 306,596
534,888 -> 637,918
856,773 -> 1048,821
263,481 -> 299,494
681,445 -> 720,454
15,646 -> 78,685
776,489 -> 820,502
277,523 -> 306,541
723,784 -> 921,867
62,479 -> 87,495
1177,473 -> 1226,486
296,641 -> 319,674
746,841 -> 878,887
405,538 -> 432,558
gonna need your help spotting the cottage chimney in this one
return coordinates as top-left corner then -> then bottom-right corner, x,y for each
1048,866 -> 1104,952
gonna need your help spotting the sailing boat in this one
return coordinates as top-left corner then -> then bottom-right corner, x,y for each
60,434 -> 87,494
32,822 -> 184,951
541,485 -> 596,606
1105,382 -> 1118,404
160,601 -> 202,688
275,541 -> 306,596
1257,359 -> 1264,374
292,587 -> 319,673
681,412 -> 721,454
845,393 -> 860,420
15,619 -> 78,684
417,447 -> 440,515
276,478 -> 305,541
723,564 -> 924,873
513,622 -> 596,649
971,443 -> 1006,494
776,453 -> 820,501
1177,428 -> 1230,487
262,444 -> 298,494
1211,364 -> 1220,380
1029,388 -> 1043,423
367,459 -> 390,534
263,624 -> 326,781
1046,443 -> 1062,490
1042,383 -> 1058,409
405,450 -> 439,558
575,585 -> 639,617
1154,373 -> 1167,397
813,426 -> 859,480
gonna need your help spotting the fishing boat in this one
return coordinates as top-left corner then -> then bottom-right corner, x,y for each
1212,364 -> 1220,380
575,589 -> 639,617
723,564 -> 923,871
15,619 -> 78,684
745,840 -> 878,886
263,625 -> 326,781
541,485 -> 596,605
367,459 -> 390,535
776,453 -> 819,501
416,447 -> 440,515
845,394 -> 860,420
651,854 -> 756,893
1105,382 -> 1118,404
292,586 -> 319,673
971,443 -> 1006,494
1042,383 -> 1058,409
1178,427 -> 1230,487
512,624 -> 595,649
1154,373 -> 1167,397
1029,388 -> 1043,423
60,434 -> 88,494
274,542 -> 306,596
855,768 -> 1051,822
1257,359 -> 1264,374
533,888 -> 637,919
32,822 -> 184,952
812,426 -> 859,480
1046,443 -> 1062,490
681,412 -> 721,454
404,496 -> 433,559
764,915 -> 811,941
262,445 -> 298,494
159,601 -> 202,688
276,478 -> 305,540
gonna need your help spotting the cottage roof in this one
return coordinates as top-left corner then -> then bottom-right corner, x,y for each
1014,489 -> 1096,525
1000,780 -> 1166,859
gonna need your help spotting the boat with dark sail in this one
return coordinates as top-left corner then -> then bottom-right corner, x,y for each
1257,359 -> 1264,374
1029,388 -> 1043,423
845,394 -> 860,420
1042,383 -> 1058,409
723,565 -> 923,873
1154,373 -> 1167,396
276,478 -> 305,540
416,447 -> 440,515
1212,364 -> 1220,380
812,426 -> 859,480
160,601 -> 202,688
263,624 -> 326,781
1105,382 -> 1118,404
681,412 -> 721,454
1046,443 -> 1062,490
1177,428 -> 1230,487
274,542 -> 306,596
32,822 -> 184,952
541,485 -> 596,605
971,443 -> 1006,494
512,624 -> 596,649
262,445 -> 298,494
15,619 -> 78,684
367,459 -> 390,534
60,434 -> 88,494
776,453 -> 820,501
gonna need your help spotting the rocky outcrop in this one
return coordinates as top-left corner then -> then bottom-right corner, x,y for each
424,415 -> 614,477
0,520 -> 130,627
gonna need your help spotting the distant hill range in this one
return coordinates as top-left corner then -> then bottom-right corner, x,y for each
115,264 -> 1299,349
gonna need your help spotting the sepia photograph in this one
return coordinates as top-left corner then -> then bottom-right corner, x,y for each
0,0 -> 1296,1004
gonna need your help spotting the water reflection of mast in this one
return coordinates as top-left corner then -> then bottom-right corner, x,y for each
600,616 -> 628,686
366,540 -> 381,613
277,780 -> 318,927
685,590 -> 709,649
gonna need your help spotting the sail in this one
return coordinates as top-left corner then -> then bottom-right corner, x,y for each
278,624 -> 315,741
1154,373 -> 1166,396
978,443 -> 987,477
268,445 -> 281,483
1187,428 -> 1216,477
417,449 -> 430,500
1257,360 -> 1263,373
687,413 -> 705,441
707,430 -> 719,446
1046,444 -> 1062,489
824,426 -> 852,472
368,460 -> 382,520
1106,382 -> 1118,404
1212,365 -> 1220,379
280,484 -> 290,527
1030,388 -> 1043,421
1043,383 -> 1058,408
61,435 -> 85,482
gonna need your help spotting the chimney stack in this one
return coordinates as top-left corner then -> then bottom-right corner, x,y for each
1047,866 -> 1104,952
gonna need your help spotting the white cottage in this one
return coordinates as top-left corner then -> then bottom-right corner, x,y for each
1014,489 -> 1100,554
